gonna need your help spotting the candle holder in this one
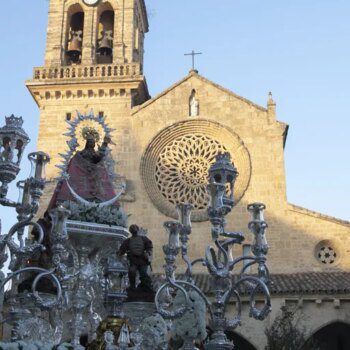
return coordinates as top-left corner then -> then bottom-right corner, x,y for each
207,182 -> 226,240
208,152 -> 238,212
156,152 -> 271,350
28,151 -> 50,208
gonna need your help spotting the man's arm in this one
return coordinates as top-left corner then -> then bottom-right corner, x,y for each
143,237 -> 153,254
118,239 -> 129,257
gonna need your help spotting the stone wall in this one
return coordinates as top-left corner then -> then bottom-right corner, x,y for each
32,71 -> 350,275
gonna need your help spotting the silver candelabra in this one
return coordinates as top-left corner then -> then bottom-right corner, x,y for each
155,152 -> 271,350
0,115 -> 63,342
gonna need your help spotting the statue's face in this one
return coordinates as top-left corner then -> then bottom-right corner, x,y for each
104,331 -> 114,343
86,138 -> 95,149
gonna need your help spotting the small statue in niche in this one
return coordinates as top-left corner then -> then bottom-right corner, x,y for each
189,89 -> 199,117
118,224 -> 154,300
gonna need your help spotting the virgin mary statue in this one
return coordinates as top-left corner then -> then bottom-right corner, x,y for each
48,127 -> 119,209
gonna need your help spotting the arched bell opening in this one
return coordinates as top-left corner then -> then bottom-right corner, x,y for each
96,4 -> 115,64
65,4 -> 85,65
301,321 -> 350,350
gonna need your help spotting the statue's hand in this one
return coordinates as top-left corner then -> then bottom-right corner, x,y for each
103,136 -> 112,145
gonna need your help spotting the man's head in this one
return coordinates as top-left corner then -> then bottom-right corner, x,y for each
129,224 -> 139,236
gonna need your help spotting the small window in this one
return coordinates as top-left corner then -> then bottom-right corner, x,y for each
318,246 -> 337,265
315,240 -> 339,265
98,111 -> 104,119
66,113 -> 72,121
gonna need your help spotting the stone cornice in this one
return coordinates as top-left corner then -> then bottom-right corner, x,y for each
288,203 -> 350,227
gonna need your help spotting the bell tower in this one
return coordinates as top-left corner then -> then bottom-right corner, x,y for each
26,0 -> 149,181
44,0 -> 148,67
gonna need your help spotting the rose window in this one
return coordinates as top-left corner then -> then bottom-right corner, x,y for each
141,120 -> 251,221
155,135 -> 227,210
317,246 -> 337,265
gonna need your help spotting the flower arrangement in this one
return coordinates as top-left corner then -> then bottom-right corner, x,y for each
63,201 -> 128,227
170,289 -> 207,347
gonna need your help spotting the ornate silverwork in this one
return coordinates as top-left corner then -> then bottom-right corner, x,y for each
156,152 -> 271,350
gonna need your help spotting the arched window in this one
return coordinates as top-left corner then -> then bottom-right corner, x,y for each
96,4 -> 115,64
302,322 -> 350,350
226,331 -> 258,350
66,4 -> 85,65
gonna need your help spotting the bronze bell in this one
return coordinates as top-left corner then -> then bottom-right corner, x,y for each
97,30 -> 113,56
67,30 -> 82,62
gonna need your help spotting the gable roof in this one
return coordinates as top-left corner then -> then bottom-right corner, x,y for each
132,70 -> 268,115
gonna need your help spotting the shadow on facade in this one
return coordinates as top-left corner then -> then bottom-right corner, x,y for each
302,322 -> 350,350
226,331 -> 257,350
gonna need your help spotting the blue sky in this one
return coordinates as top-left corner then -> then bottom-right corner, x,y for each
0,0 -> 349,232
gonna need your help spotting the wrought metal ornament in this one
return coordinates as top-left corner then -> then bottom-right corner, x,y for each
156,153 -> 271,350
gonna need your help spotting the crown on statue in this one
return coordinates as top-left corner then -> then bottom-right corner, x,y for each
5,115 -> 24,129
82,126 -> 100,142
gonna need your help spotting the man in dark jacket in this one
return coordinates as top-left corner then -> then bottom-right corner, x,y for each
118,224 -> 153,291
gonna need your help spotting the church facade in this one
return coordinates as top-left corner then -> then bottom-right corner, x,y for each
26,0 -> 350,348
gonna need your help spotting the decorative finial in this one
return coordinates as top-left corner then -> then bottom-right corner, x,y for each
267,91 -> 276,122
268,92 -> 275,104
4,115 -> 24,129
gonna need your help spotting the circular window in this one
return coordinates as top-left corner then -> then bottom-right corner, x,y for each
156,134 -> 227,210
318,246 -> 337,264
315,240 -> 339,265
140,120 -> 251,221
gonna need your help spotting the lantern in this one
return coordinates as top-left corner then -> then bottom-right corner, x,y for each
0,115 -> 30,198
208,152 -> 238,211
104,258 -> 129,318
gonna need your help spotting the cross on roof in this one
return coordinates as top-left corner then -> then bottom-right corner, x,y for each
184,50 -> 202,71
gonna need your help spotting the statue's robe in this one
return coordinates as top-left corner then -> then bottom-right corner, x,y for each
48,151 -> 118,209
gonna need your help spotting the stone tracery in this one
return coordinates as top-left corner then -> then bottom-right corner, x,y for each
141,120 -> 252,221
155,134 -> 227,210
